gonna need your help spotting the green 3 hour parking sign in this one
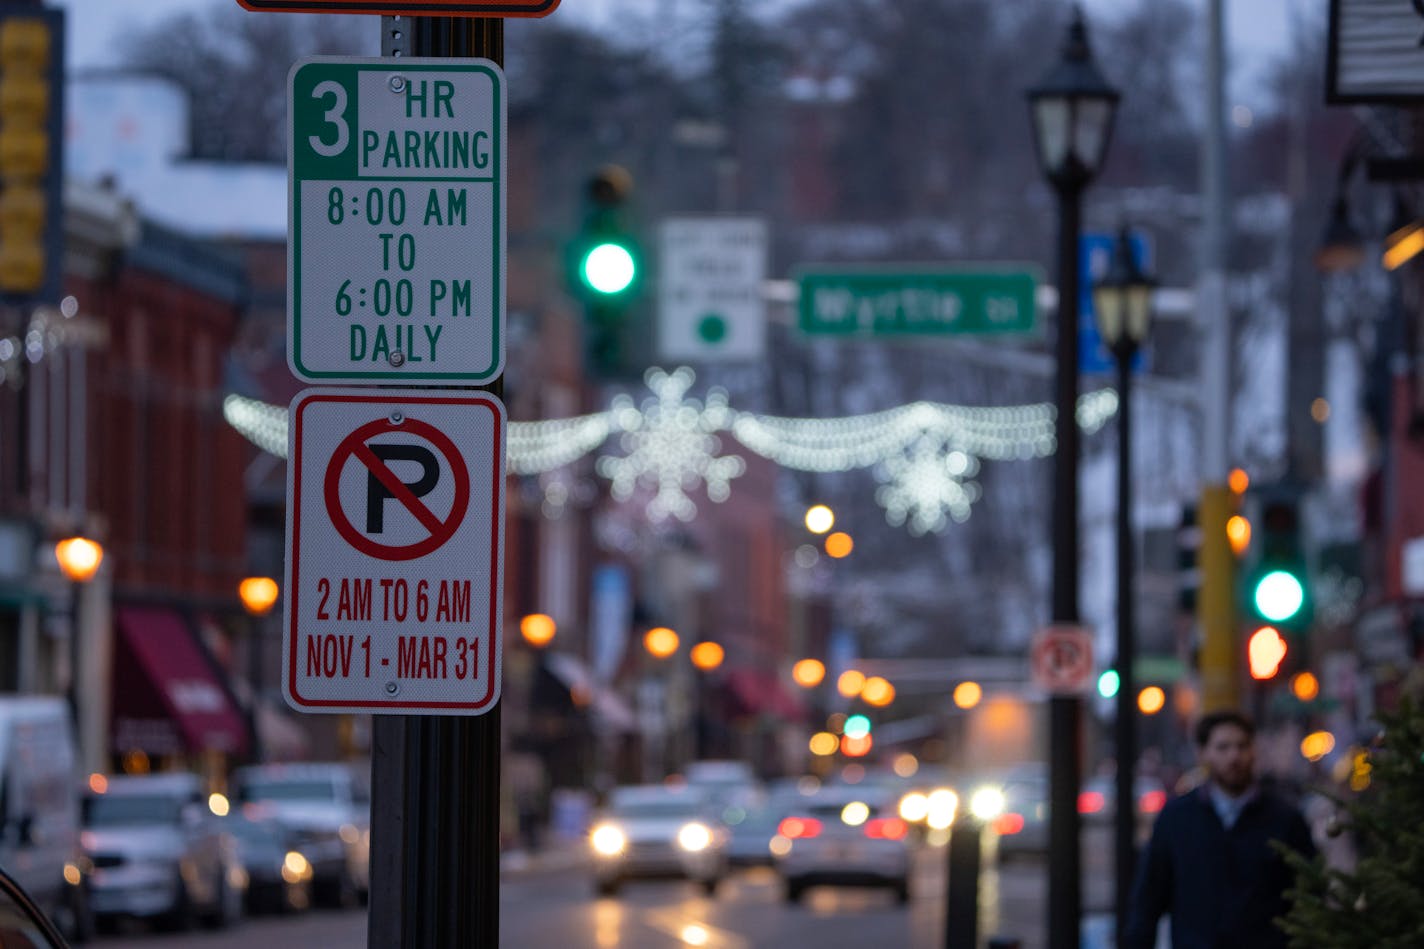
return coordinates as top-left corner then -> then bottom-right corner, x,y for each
287,57 -> 505,383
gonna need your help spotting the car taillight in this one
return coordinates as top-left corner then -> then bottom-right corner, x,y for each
778,817 -> 823,839
864,818 -> 907,841
1077,791 -> 1105,814
994,813 -> 1025,836
1139,789 -> 1166,814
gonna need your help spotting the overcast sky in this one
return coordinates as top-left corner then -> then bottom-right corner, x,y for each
56,0 -> 1295,101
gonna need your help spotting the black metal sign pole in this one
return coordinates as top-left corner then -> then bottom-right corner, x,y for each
368,14 -> 504,949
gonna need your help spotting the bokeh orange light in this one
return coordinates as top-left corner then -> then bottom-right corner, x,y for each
1137,686 -> 1166,715
1291,671 -> 1320,702
792,658 -> 826,688
690,641 -> 725,671
644,627 -> 680,659
840,733 -> 872,757
520,613 -> 556,648
953,681 -> 983,709
808,732 -> 838,756
1228,468 -> 1250,494
837,669 -> 866,698
824,532 -> 854,559
54,537 -> 103,583
861,676 -> 895,707
1226,515 -> 1251,556
238,577 -> 279,616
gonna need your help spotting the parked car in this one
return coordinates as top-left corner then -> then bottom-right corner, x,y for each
1079,773 -> 1168,842
774,785 -> 911,904
994,769 -> 1050,860
232,763 -> 369,907
588,784 -> 727,897
224,812 -> 314,915
0,696 -> 91,941
81,773 -> 242,931
684,760 -> 763,809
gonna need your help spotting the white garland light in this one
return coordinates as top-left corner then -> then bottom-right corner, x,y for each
596,367 -> 746,522
221,368 -> 1118,533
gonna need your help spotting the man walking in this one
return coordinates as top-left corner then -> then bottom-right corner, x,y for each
1124,710 -> 1316,949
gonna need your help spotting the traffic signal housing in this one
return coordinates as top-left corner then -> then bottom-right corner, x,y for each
0,9 -> 62,302
1244,492 -> 1310,632
568,165 -> 643,377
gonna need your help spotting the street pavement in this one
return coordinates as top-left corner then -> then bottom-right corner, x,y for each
93,826 -> 1118,949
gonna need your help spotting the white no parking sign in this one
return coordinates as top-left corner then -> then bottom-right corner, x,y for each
284,388 -> 505,714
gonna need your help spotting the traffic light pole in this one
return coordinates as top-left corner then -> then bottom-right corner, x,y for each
367,16 -> 504,949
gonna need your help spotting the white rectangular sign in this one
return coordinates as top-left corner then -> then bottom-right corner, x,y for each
284,388 -> 505,714
288,57 -> 506,383
1327,0 -> 1424,102
658,217 -> 767,362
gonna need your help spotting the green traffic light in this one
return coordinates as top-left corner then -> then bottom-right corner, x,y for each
1097,669 -> 1120,699
1253,569 -> 1305,623
843,714 -> 871,740
580,241 -> 636,295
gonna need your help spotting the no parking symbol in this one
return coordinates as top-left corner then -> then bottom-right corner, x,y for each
324,415 -> 471,561
285,388 -> 505,715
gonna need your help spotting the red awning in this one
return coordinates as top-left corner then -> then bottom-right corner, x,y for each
112,606 -> 249,757
724,669 -> 806,721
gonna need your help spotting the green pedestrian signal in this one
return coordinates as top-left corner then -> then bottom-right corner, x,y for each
1252,568 -> 1305,623
578,239 -> 637,296
568,165 -> 643,376
1242,491 -> 1311,632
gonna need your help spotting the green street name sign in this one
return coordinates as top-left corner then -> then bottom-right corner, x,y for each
797,268 -> 1038,337
288,57 -> 505,383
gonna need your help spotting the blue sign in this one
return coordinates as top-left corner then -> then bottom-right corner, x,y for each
1079,232 -> 1152,376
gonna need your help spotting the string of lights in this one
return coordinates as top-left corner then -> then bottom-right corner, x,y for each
222,368 -> 1118,534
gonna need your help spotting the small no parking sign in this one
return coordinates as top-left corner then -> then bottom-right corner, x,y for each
284,387 -> 505,714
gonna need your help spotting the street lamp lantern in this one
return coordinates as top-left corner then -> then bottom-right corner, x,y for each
54,536 -> 103,582
1092,229 -> 1155,356
238,577 -> 280,617
1026,9 -> 1120,190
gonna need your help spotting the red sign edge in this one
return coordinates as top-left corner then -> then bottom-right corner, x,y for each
237,0 -> 560,16
285,390 -> 505,713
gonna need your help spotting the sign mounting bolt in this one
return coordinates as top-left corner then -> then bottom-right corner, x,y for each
389,350 -> 405,367
385,681 -> 399,695
389,410 -> 404,425
389,75 -> 406,94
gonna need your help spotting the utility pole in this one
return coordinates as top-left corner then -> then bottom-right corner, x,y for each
1197,0 -> 1237,714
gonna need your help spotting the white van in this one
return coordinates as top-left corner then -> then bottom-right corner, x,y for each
0,695 -> 90,940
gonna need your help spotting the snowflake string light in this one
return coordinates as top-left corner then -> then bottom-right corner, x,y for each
874,437 -> 983,535
222,368 -> 1119,532
595,367 -> 746,522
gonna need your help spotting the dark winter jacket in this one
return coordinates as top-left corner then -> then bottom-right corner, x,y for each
1123,783 -> 1316,949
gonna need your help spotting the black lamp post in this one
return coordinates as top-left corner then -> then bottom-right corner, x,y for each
1026,10 -> 1119,948
1092,228 -> 1156,948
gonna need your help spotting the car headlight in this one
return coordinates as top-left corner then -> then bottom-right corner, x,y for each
282,851 -> 312,884
899,792 -> 929,823
926,788 -> 959,830
676,822 -> 712,853
969,786 -> 1006,821
590,824 -> 627,857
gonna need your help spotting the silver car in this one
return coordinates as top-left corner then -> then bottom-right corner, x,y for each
774,785 -> 911,904
588,784 -> 727,897
81,773 -> 242,930
232,763 -> 370,907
